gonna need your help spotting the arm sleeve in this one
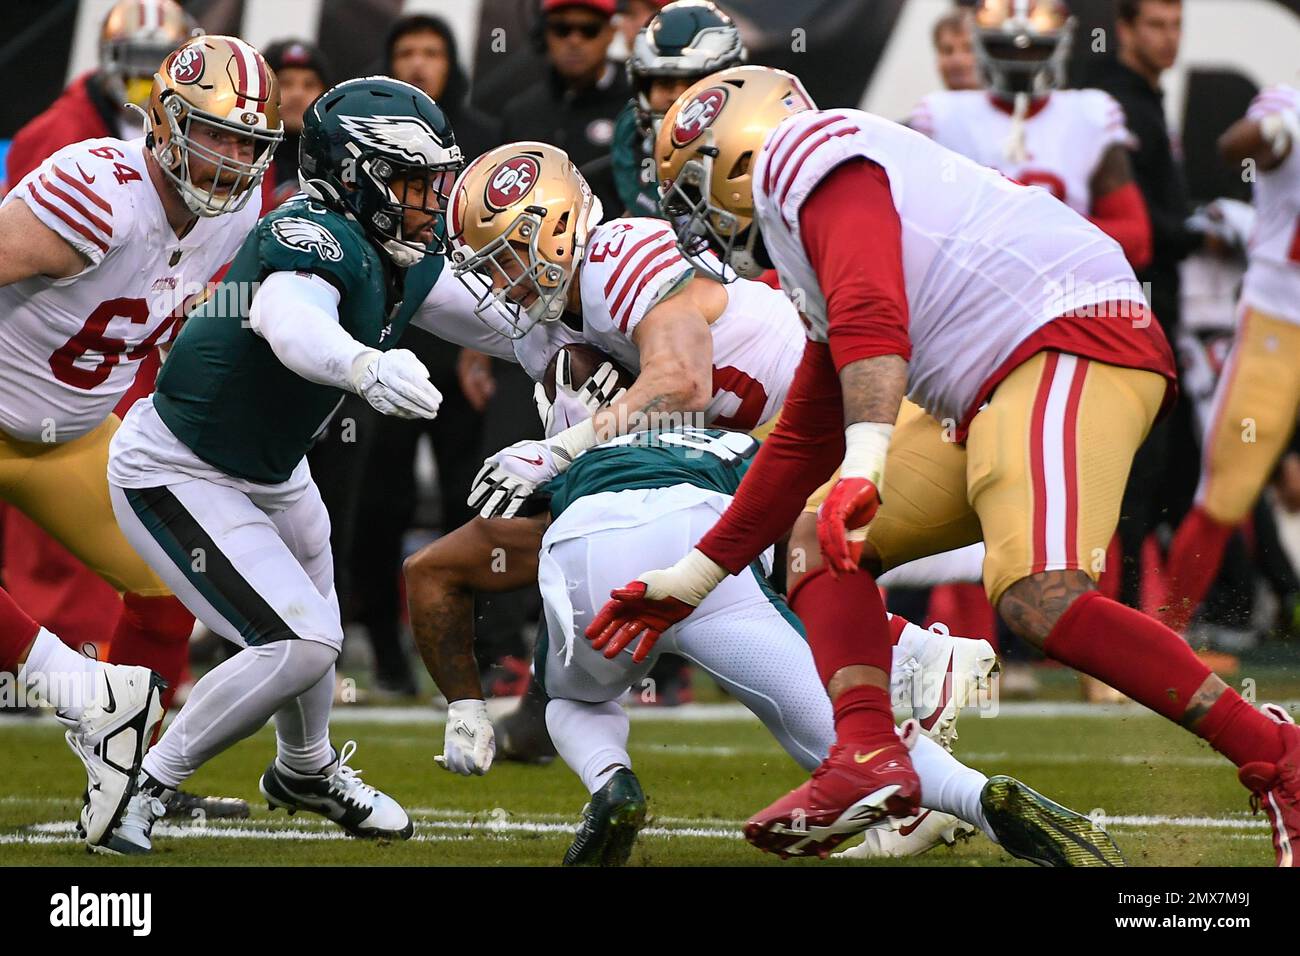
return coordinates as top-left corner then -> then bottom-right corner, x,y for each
1090,180 -> 1153,270
408,266 -> 518,360
695,339 -> 847,574
249,270 -> 371,390
798,159 -> 911,372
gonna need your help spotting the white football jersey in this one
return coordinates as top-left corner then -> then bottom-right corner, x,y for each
752,108 -> 1144,425
1240,85 -> 1300,324
574,217 -> 803,430
908,90 -> 1134,215
0,137 -> 260,442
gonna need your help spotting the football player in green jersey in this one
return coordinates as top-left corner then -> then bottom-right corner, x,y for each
96,77 -> 466,854
609,1 -> 745,217
414,424 -> 1126,867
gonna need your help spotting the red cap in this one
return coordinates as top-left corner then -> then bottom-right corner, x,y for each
542,0 -> 616,15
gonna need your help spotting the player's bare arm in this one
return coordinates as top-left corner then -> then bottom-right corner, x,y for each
0,197 -> 89,284
591,275 -> 718,436
838,353 -> 907,429
1087,142 -> 1136,199
1219,112 -> 1295,171
404,515 -> 549,702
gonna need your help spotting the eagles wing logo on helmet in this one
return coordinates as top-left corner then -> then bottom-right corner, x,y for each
338,114 -> 449,165
271,218 -> 344,262
483,155 -> 541,211
671,87 -> 728,148
170,45 -> 205,84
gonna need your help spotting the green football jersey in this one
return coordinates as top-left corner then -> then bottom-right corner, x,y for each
154,195 -> 446,484
610,102 -> 661,219
545,427 -> 758,520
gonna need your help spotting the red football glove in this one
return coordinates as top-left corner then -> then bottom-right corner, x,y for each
816,477 -> 881,576
585,581 -> 696,663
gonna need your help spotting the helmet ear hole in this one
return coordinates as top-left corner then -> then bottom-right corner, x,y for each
552,210 -> 570,237
727,151 -> 752,180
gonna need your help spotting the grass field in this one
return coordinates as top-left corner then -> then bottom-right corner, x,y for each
2,672 -> 1291,868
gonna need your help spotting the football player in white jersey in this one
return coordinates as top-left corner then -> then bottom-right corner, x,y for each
0,35 -> 280,849
908,1 -> 1151,269
586,65 -> 1300,866
1163,86 -> 1300,643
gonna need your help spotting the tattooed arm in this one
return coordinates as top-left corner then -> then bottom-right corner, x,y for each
404,516 -> 549,702
587,275 -> 721,440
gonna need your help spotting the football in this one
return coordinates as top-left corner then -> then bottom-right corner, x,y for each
541,343 -> 637,404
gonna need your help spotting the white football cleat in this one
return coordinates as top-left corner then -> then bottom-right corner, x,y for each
61,663 -> 166,852
259,740 -> 414,839
900,620 -> 999,750
835,808 -> 978,859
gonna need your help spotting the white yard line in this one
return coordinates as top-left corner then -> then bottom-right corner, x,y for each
0,806 -> 1269,849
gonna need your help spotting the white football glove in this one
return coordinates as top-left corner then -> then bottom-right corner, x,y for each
533,351 -> 628,439
468,418 -> 599,518
468,438 -> 564,519
351,348 -> 443,420
435,699 -> 495,776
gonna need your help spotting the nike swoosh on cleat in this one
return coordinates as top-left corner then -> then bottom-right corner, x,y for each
898,810 -> 933,836
854,747 -> 888,764
102,680 -> 116,716
918,650 -> 955,731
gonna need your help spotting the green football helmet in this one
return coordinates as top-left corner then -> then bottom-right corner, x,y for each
629,1 -> 746,140
299,76 -> 463,266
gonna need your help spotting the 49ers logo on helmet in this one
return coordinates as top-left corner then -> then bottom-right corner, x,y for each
484,155 -> 540,211
170,45 -> 205,84
672,87 -> 728,148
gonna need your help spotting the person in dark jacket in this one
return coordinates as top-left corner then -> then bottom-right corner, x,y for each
387,14 -> 501,162
496,0 -> 631,170
262,40 -> 331,208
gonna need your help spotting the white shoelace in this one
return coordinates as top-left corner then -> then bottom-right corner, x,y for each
326,740 -> 378,812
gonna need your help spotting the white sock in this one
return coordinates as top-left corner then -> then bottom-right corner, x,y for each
908,733 -> 997,843
18,627 -> 101,719
878,543 -> 985,589
545,698 -> 630,794
274,664 -> 336,773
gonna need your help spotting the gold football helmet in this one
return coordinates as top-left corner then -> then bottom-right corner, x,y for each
100,0 -> 197,109
971,0 -> 1076,97
448,142 -> 602,339
655,65 -> 814,281
145,35 -> 283,217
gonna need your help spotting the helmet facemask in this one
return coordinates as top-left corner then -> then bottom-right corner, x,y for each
152,88 -> 282,217
660,144 -> 760,283
972,14 -> 1075,98
452,206 -> 580,340
354,153 -> 461,267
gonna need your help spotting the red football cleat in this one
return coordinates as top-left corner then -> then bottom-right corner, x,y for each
744,740 -> 921,859
1238,703 -> 1300,867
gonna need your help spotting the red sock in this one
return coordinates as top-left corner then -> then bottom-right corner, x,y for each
1163,506 -> 1234,631
1196,690 -> 1285,767
1044,590 -> 1210,722
789,566 -> 893,685
105,594 -> 193,710
0,586 -> 41,673
832,684 -> 897,749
